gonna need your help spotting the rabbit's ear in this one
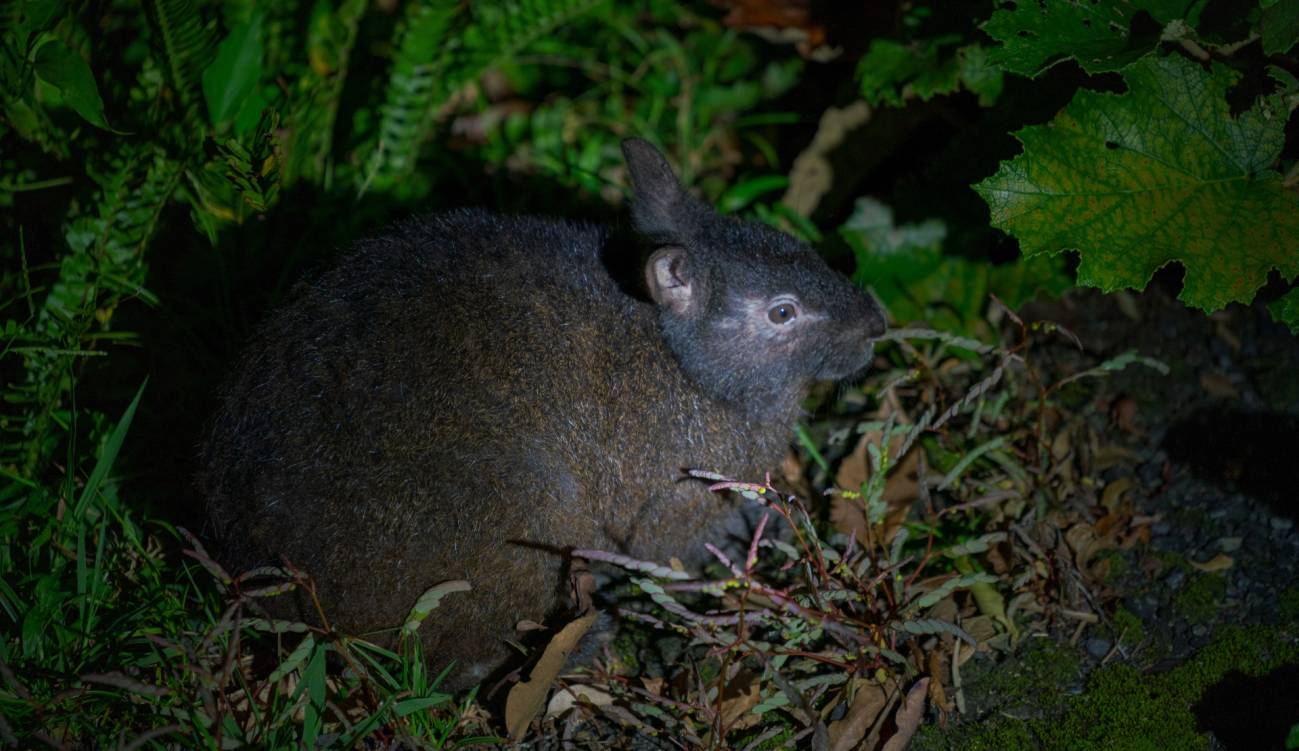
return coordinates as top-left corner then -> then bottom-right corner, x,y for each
644,246 -> 698,314
622,138 -> 704,244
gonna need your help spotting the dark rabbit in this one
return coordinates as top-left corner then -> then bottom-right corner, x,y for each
199,139 -> 886,688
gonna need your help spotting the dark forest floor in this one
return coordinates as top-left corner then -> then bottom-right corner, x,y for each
911,282 -> 1299,751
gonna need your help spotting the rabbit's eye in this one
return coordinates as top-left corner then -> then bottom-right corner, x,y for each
767,303 -> 798,325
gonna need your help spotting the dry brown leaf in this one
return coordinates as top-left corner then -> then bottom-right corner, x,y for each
960,616 -> 997,658
718,671 -> 763,731
1200,372 -> 1239,399
984,540 -> 1014,575
928,595 -> 959,625
1093,509 -> 1129,539
569,559 -> 596,613
1121,522 -> 1152,548
927,651 -> 952,713
712,0 -> 825,45
1114,290 -> 1142,321
1064,522 -> 1105,569
880,677 -> 930,751
1093,444 -> 1142,472
1213,317 -> 1242,352
1190,553 -> 1235,573
1051,429 -> 1077,485
827,678 -> 891,751
504,609 -> 600,741
1051,428 -> 1073,462
1100,477 -> 1134,511
545,684 -> 614,718
1111,395 -> 1140,434
641,676 -> 664,696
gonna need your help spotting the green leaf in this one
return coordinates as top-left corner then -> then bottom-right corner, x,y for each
857,38 -> 1004,108
895,618 -> 977,645
74,380 -> 147,520
32,39 -> 117,132
301,643 -> 327,745
915,572 -> 998,609
394,694 -> 452,716
15,0 -> 67,42
147,0 -> 218,118
858,39 -> 948,107
974,54 -> 1299,313
1268,288 -> 1299,335
202,11 -> 264,126
268,633 -> 316,685
1261,0 -> 1299,55
982,0 -> 1206,76
956,44 -> 1004,107
402,580 -> 471,635
843,198 -> 1069,334
719,175 -> 787,213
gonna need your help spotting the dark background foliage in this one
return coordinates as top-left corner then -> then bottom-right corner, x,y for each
2,0 -> 1297,746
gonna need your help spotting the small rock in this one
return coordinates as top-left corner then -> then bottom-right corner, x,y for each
1217,536 -> 1243,552
1270,517 -> 1294,532
1085,637 -> 1112,659
1192,624 -> 1210,638
1152,521 -> 1172,536
1137,461 -> 1163,488
1166,569 -> 1186,589
1129,597 -> 1158,622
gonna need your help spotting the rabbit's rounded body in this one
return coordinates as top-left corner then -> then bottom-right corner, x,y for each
201,141 -> 886,688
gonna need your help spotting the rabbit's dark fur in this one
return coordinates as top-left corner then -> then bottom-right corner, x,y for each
199,140 -> 885,688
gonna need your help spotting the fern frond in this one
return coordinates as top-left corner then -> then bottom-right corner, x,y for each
3,144 -> 182,477
146,0 -> 217,123
356,0 -> 459,195
357,0 -> 610,195
281,0 -> 367,186
455,0 -> 610,84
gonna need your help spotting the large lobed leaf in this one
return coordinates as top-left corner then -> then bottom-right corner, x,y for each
974,54 -> 1299,312
983,0 -> 1206,76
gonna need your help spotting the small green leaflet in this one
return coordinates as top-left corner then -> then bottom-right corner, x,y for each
975,54 -> 1299,313
983,0 -> 1206,76
1261,0 -> 1299,55
203,11 -> 265,126
1269,288 -> 1299,335
33,39 -> 119,132
915,572 -> 998,609
857,39 -> 1003,108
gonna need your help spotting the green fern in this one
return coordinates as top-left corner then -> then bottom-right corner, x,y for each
146,0 -> 218,127
281,0 -> 367,186
456,0 -> 610,82
357,0 -> 610,195
4,144 -> 182,478
356,0 -> 459,195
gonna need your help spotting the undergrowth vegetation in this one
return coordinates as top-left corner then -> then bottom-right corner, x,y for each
3,0 -> 1298,746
